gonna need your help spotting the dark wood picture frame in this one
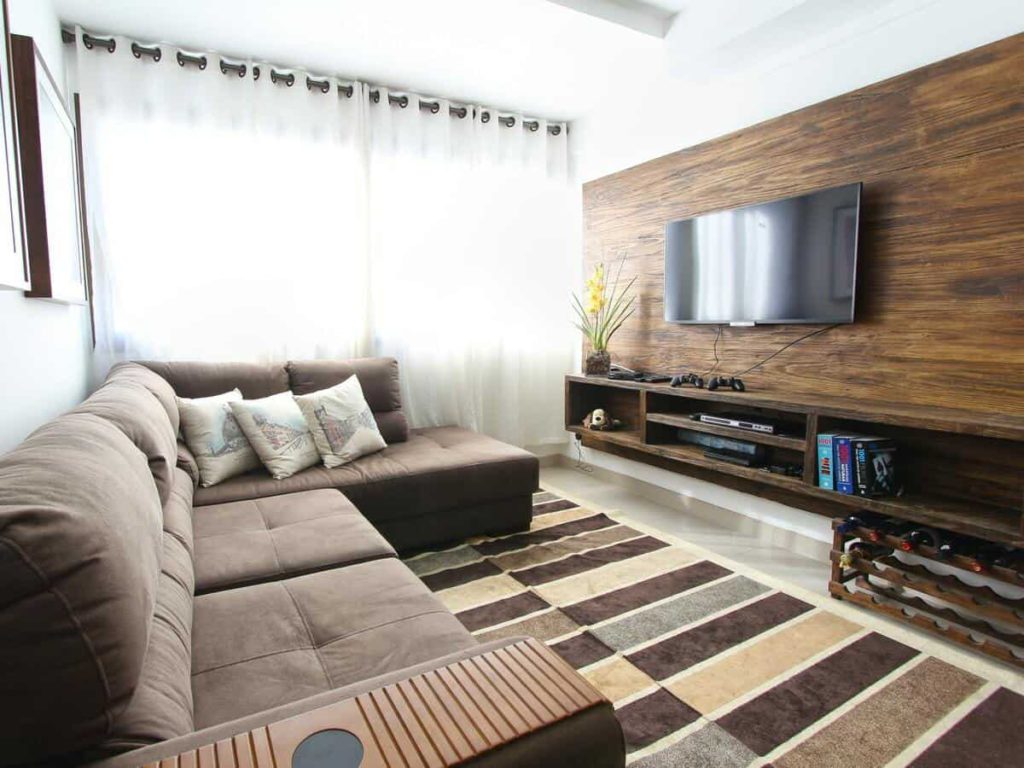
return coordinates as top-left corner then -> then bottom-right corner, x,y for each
0,0 -> 28,291
11,33 -> 87,304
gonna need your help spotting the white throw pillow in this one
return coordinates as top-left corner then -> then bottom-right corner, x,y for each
177,389 -> 261,487
294,376 -> 387,468
229,392 -> 321,479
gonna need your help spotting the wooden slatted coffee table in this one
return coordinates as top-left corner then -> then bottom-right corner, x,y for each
143,638 -> 607,768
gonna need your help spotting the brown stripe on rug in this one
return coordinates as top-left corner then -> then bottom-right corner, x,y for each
617,688 -> 701,752
456,591 -> 551,632
561,560 -> 733,626
716,632 -> 919,755
550,631 -> 616,669
474,512 -> 618,556
421,558 -> 501,591
627,592 -> 814,680
532,497 -> 579,516
510,535 -> 669,586
908,687 -> 1024,767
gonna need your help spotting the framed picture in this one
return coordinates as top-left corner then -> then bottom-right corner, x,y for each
11,33 -> 87,304
0,0 -> 28,291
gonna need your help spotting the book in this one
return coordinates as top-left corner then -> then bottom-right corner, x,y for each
816,434 -> 836,490
852,436 -> 901,497
834,436 -> 856,494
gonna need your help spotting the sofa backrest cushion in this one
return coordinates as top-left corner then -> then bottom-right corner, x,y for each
288,358 -> 409,444
106,361 -> 181,434
74,381 -> 178,505
139,361 -> 289,400
93,468 -> 196,756
0,413 -> 163,764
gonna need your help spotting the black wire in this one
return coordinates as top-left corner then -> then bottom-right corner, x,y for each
702,325 -> 723,377
731,324 -> 840,378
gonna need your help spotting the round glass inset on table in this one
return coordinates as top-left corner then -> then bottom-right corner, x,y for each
292,729 -> 364,768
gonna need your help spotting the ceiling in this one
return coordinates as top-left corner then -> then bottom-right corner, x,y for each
51,0 -> 1007,129
51,0 -> 667,122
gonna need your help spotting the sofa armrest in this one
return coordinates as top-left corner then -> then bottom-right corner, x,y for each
85,637 -> 624,768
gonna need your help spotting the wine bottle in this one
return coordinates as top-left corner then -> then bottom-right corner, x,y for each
898,527 -> 943,553
836,512 -> 886,536
839,540 -> 890,568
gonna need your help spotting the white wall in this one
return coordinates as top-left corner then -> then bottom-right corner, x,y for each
0,0 -> 92,454
567,0 -> 1024,539
573,0 -> 1024,181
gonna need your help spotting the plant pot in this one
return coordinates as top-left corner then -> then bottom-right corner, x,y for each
584,350 -> 611,376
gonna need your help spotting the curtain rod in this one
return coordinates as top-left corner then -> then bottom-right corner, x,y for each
62,29 -> 565,136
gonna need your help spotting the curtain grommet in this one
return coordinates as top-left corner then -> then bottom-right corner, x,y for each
83,34 -> 116,53
176,51 -> 207,70
131,42 -> 161,62
481,111 -> 490,124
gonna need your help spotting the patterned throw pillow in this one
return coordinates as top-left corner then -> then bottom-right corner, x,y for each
177,389 -> 261,487
294,376 -> 387,468
229,392 -> 321,480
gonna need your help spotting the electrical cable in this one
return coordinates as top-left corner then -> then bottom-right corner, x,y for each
731,324 -> 840,377
702,324 -> 723,377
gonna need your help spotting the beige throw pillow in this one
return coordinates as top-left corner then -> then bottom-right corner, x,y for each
177,389 -> 261,486
229,392 -> 321,479
294,376 -> 386,468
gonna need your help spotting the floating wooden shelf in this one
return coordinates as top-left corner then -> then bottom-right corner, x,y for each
646,412 -> 807,451
566,375 -> 1024,546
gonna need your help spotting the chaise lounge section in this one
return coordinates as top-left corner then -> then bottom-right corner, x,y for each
136,358 -> 538,552
0,357 -> 624,767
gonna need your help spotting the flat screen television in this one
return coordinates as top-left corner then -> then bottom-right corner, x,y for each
664,182 -> 861,324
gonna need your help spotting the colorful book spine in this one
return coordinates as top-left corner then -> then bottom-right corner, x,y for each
816,434 -> 835,490
834,436 -> 855,494
853,437 -> 900,497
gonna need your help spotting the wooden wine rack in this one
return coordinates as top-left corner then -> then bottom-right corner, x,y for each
829,522 -> 1024,670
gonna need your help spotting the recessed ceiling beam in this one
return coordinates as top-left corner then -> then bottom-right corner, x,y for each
546,0 -> 676,38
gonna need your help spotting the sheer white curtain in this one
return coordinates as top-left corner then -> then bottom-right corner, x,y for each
76,33 -> 370,366
73,38 -> 575,449
367,90 -> 575,448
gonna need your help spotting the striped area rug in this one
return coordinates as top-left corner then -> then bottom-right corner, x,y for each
404,490 -> 1024,767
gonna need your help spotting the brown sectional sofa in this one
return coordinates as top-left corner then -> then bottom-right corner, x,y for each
0,358 -> 624,768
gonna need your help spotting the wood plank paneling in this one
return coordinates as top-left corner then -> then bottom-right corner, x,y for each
583,33 -> 1024,416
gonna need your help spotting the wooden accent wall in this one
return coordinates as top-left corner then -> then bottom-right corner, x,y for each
583,34 -> 1024,416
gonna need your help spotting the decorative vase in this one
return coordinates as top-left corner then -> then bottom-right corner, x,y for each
584,350 -> 611,377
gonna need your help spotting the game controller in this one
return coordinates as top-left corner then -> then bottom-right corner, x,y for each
707,376 -> 745,392
670,373 -> 704,389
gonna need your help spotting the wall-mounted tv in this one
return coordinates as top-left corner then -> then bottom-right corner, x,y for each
664,182 -> 861,325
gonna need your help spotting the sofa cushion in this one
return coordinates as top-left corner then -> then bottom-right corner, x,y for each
294,376 -> 387,468
190,558 -> 475,728
288,358 -> 408,443
0,413 -> 163,764
140,360 -> 290,400
192,427 -> 539,523
193,489 -> 395,593
95,469 -> 196,755
106,361 -> 181,434
74,380 -> 178,505
178,389 -> 262,486
229,392 -> 321,479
